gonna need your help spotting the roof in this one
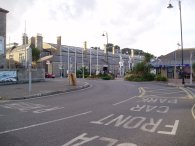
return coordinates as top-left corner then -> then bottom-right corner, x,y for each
38,55 -> 53,62
0,8 -> 9,13
152,48 -> 195,67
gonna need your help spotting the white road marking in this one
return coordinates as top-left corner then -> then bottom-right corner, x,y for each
1,102 -> 47,112
141,90 -> 185,98
33,106 -> 64,113
113,96 -> 137,106
62,133 -> 138,146
90,114 -> 180,135
0,111 -> 92,135
157,120 -> 179,135
191,103 -> 195,120
117,143 -> 137,146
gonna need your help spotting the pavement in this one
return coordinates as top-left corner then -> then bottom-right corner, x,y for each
167,78 -> 195,87
0,78 -> 89,101
0,77 -> 194,101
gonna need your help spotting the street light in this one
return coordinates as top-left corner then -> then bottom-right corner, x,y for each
102,32 -> 109,73
167,0 -> 185,84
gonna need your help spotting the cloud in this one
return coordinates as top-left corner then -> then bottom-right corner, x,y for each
1,0 -> 195,56
0,0 -> 35,33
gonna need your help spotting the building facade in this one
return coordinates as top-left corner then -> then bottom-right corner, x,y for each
6,35 -> 144,77
151,48 -> 195,81
0,8 -> 9,69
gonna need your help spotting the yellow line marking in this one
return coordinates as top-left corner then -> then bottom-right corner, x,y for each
142,90 -> 185,97
191,103 -> 195,120
186,87 -> 195,99
146,87 -> 179,92
179,87 -> 193,99
138,87 -> 146,97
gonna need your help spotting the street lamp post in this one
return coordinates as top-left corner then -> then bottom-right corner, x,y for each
96,47 -> 99,75
102,32 -> 109,73
167,0 -> 185,84
75,48 -> 77,78
190,52 -> 193,85
90,47 -> 92,76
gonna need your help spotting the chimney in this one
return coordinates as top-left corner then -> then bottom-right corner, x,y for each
36,33 -> 43,51
30,37 -> 35,48
131,49 -> 134,57
112,46 -> 115,55
57,36 -> 61,54
22,33 -> 28,45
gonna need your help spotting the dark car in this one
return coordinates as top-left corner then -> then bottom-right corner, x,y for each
45,73 -> 55,78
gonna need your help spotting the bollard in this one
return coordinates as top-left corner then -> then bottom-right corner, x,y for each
68,73 -> 77,86
71,73 -> 77,86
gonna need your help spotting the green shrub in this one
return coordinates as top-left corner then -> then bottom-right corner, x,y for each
101,74 -> 114,80
124,73 -> 155,81
143,73 -> 155,81
155,75 -> 167,81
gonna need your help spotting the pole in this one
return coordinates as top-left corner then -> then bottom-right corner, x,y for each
68,47 -> 70,74
29,63 -> 32,94
106,32 -> 109,73
128,56 -> 131,70
28,47 -> 32,94
96,47 -> 99,75
179,0 -> 184,84
9,36 -> 11,69
60,45 -> 62,78
24,21 -> 27,68
75,48 -> 77,78
82,45 -> 84,79
90,47 -> 91,76
190,52 -> 193,85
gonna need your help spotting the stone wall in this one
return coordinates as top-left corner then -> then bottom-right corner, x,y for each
17,68 -> 45,82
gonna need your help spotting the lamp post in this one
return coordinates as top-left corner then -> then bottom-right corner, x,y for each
96,47 -> 99,75
89,47 -> 92,76
190,52 -> 193,85
60,45 -> 62,78
102,32 -> 109,73
75,48 -> 77,78
167,0 -> 184,84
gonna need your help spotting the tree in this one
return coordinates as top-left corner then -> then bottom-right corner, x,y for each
91,47 -> 100,50
114,45 -> 120,53
192,62 -> 195,72
144,53 -> 154,63
32,47 -> 41,62
121,48 -> 131,54
106,43 -> 114,52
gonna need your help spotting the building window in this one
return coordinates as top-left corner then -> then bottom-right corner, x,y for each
19,53 -> 25,65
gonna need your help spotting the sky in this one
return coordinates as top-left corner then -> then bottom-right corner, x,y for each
1,0 -> 195,57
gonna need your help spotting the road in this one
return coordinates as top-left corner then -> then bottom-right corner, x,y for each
0,79 -> 195,146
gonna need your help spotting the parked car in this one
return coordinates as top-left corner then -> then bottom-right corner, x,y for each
45,73 -> 55,78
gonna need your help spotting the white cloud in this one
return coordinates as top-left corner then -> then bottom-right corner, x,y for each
1,0 -> 195,57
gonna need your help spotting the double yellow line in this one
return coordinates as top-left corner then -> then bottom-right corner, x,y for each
179,87 -> 195,121
179,87 -> 194,99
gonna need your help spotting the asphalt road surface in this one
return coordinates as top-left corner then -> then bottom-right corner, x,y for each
0,79 -> 195,146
